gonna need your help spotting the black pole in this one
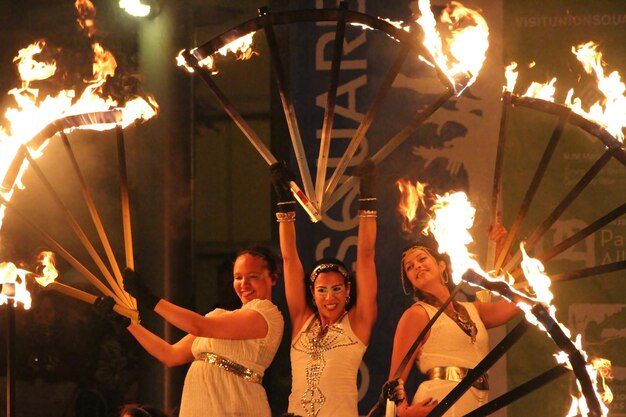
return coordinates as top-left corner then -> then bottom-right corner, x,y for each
6,300 -> 15,417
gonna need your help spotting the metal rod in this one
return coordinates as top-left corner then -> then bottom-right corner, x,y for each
323,44 -> 411,202
536,202 -> 626,264
6,301 -> 15,417
461,269 -> 603,417
0,168 -> 126,306
115,127 -> 137,309
464,365 -> 570,417
181,50 -> 321,221
21,146 -> 130,305
260,6 -> 317,206
547,260 -> 626,283
428,320 -> 530,417
503,151 -> 612,272
486,91 -> 512,271
315,1 -> 348,207
46,281 -> 138,321
59,132 -> 133,307
324,88 -> 453,211
495,111 -> 570,272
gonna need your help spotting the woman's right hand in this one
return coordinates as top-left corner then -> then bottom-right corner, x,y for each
396,397 -> 438,417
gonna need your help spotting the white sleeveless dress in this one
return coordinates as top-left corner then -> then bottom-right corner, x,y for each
288,313 -> 366,417
412,301 -> 489,417
179,298 -> 284,417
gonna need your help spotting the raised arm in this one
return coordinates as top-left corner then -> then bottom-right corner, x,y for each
126,323 -> 196,367
271,161 -> 312,333
351,159 -> 378,344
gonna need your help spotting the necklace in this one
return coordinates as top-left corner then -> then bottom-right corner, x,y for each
448,301 -> 477,343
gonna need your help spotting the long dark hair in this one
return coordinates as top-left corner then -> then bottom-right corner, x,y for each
400,234 -> 453,300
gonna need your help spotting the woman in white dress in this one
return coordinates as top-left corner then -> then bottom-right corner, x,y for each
270,159 -> 378,417
115,245 -> 284,417
388,233 -> 519,417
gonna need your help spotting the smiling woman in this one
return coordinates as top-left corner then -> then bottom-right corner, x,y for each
270,159 -> 379,417
93,244 -> 285,417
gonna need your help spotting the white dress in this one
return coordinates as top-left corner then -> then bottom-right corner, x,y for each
288,313 -> 367,417
179,298 -> 284,417
412,301 -> 489,417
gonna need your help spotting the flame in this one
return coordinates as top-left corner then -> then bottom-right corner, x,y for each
75,0 -> 97,38
34,251 -> 59,287
396,179 -> 427,234
0,3 -> 158,228
422,191 -> 611,416
0,261 -> 32,309
504,42 -> 625,142
415,0 -> 489,92
180,32 -> 257,75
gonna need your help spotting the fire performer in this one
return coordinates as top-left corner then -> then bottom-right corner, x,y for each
384,233 -> 520,417
95,245 -> 284,417
270,159 -> 378,417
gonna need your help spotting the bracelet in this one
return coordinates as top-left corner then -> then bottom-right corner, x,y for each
358,209 -> 377,218
277,200 -> 296,206
358,197 -> 377,201
276,211 -> 296,222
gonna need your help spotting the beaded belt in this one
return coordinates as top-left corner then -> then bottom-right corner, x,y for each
427,366 -> 489,390
196,352 -> 263,384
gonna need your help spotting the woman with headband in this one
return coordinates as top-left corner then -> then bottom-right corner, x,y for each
385,232 -> 519,417
270,159 -> 378,417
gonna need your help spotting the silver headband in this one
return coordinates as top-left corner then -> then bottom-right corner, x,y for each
310,263 -> 349,283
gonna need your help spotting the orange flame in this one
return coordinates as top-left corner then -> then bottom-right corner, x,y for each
75,0 -> 97,38
424,191 -> 611,417
0,261 -> 32,309
34,251 -> 59,287
416,0 -> 489,92
504,42 -> 625,142
1,3 -> 158,228
396,179 -> 427,234
179,32 -> 258,75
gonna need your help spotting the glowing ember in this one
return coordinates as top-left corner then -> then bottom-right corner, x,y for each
415,0 -> 489,93
180,32 -> 257,75
396,179 -> 427,234
504,42 -> 625,142
0,261 -> 32,309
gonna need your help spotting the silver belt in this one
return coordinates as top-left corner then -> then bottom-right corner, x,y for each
196,352 -> 263,384
427,366 -> 489,390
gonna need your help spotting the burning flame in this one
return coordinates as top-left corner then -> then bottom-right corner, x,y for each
415,0 -> 489,93
396,179 -> 427,234
34,251 -> 59,287
415,189 -> 612,417
178,32 -> 257,75
0,3 -> 158,229
0,261 -> 32,309
504,41 -> 625,142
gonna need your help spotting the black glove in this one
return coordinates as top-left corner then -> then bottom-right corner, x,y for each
366,378 -> 406,417
93,296 -> 131,329
269,161 -> 296,212
353,158 -> 377,210
123,268 -> 160,311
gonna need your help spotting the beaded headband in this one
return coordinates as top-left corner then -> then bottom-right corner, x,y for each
309,262 -> 349,283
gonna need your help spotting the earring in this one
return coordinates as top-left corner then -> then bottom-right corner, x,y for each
345,295 -> 351,306
442,270 -> 449,284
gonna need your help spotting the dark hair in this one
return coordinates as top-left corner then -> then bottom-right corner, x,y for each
236,244 -> 282,280
307,257 -> 356,310
119,404 -> 171,417
400,234 -> 453,299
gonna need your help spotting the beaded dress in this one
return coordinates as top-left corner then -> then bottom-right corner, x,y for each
412,301 -> 489,417
179,298 -> 284,417
288,312 -> 366,417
